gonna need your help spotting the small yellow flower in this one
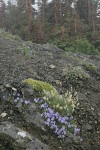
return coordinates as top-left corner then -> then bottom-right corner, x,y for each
48,101 -> 51,104
59,107 -> 63,110
53,105 -> 56,109
43,96 -> 46,100
56,104 -> 59,108
64,106 -> 67,110
71,103 -> 75,108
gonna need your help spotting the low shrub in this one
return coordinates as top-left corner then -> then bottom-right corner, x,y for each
50,38 -> 99,55
63,66 -> 90,87
17,46 -> 29,56
82,63 -> 97,74
69,38 -> 99,55
0,29 -> 22,41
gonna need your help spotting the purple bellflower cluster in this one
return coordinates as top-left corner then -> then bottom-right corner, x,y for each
33,98 -> 80,139
13,93 -> 30,108
13,92 -> 80,139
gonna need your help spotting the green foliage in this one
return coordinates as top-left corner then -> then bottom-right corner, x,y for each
93,40 -> 100,52
0,29 -> 22,41
17,46 -> 29,56
83,63 -> 97,73
43,90 -> 78,116
69,38 -> 99,55
22,78 -> 59,96
49,38 -> 73,50
65,38 -> 99,55
64,66 -> 90,87
50,38 -> 99,55
22,78 -> 77,116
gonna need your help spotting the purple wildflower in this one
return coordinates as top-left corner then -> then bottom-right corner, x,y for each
41,103 -> 48,108
24,100 -> 30,105
14,99 -> 18,103
74,128 -> 80,136
57,126 -> 66,138
54,112 -> 59,119
68,123 -> 73,128
44,118 -> 51,126
17,93 -> 20,97
34,98 -> 39,103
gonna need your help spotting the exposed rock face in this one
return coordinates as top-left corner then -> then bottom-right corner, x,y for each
0,38 -> 100,150
0,122 -> 50,150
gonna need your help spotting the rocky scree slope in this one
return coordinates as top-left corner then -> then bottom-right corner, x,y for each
0,37 -> 100,150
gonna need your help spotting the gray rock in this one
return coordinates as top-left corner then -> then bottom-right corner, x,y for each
84,123 -> 93,131
0,122 -> 50,150
23,103 -> 46,132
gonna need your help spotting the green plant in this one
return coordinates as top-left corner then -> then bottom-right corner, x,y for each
64,66 -> 90,87
0,29 -> 22,41
68,38 -> 99,55
17,46 -> 29,56
49,38 -> 72,50
22,78 -> 78,116
22,78 -> 59,97
43,90 -> 78,116
83,63 -> 97,73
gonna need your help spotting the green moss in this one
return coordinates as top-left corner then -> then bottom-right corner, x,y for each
22,78 -> 59,95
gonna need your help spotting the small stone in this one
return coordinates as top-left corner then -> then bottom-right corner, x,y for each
98,117 -> 100,122
0,112 -> 7,118
89,121 -> 92,124
55,80 -> 62,85
95,121 -> 97,124
49,64 -> 56,69
85,123 -> 93,131
10,110 -> 13,115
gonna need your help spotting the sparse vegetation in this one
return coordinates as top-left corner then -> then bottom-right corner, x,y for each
0,29 -> 22,41
17,46 -> 29,56
83,63 -> 97,73
63,66 -> 90,87
51,38 -> 99,55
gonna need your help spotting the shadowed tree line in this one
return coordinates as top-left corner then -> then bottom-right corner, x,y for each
0,0 -> 100,51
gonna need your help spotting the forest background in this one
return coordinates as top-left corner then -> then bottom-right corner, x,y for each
0,0 -> 100,54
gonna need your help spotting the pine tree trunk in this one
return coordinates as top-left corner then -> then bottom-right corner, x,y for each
88,0 -> 91,25
54,0 -> 57,24
73,0 -> 77,34
59,0 -> 62,23
42,0 -> 45,18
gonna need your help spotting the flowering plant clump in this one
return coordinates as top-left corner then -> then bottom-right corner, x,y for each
33,96 -> 80,139
43,90 -> 78,116
12,92 -> 30,110
11,88 -> 80,139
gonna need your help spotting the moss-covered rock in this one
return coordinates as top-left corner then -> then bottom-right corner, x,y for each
22,78 -> 77,116
22,78 -> 59,97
